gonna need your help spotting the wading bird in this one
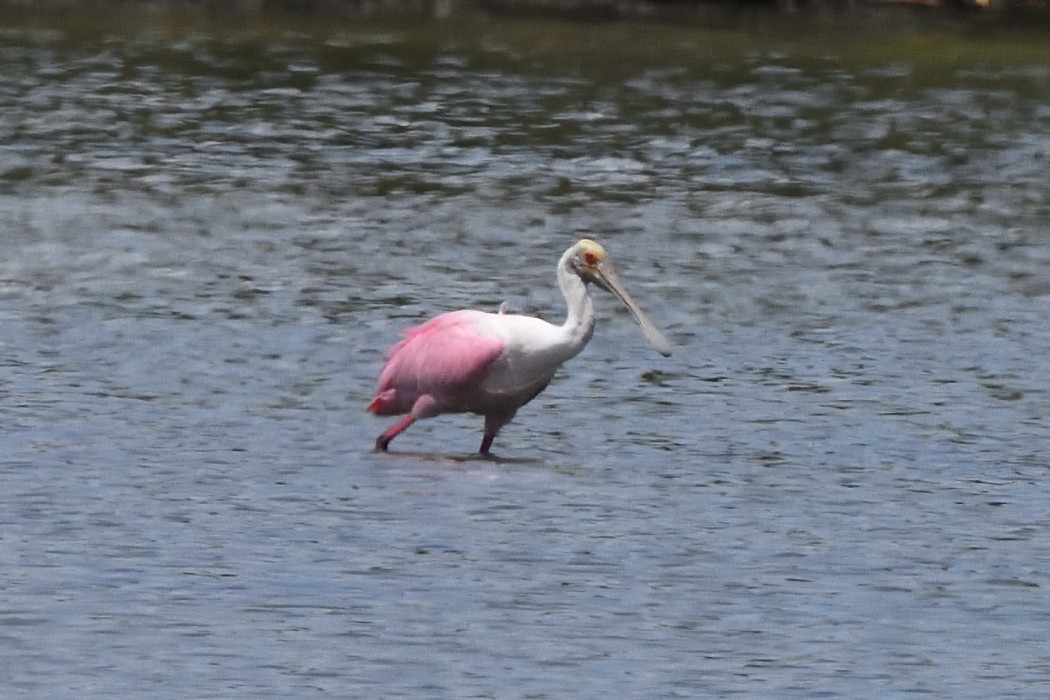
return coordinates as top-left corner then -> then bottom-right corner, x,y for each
368,239 -> 672,455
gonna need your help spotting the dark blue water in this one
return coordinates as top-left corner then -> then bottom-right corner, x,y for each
1,16 -> 1049,698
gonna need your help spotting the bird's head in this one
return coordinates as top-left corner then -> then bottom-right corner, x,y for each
567,238 -> 672,357
568,239 -> 609,286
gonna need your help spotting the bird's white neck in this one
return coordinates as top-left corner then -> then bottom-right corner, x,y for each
556,248 -> 596,357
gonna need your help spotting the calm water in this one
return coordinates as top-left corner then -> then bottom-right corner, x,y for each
2,12 -> 1050,698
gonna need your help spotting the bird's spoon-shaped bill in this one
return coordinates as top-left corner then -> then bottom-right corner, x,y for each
593,260 -> 672,357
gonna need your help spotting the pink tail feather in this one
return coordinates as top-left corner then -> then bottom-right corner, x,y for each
367,389 -> 399,415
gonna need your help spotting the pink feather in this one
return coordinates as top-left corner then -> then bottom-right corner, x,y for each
368,310 -> 504,416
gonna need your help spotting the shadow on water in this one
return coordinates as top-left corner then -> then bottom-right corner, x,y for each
367,448 -> 545,465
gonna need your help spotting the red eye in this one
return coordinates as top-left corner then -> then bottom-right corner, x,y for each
584,252 -> 598,266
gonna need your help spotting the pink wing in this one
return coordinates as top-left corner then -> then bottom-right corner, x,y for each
369,310 -> 504,415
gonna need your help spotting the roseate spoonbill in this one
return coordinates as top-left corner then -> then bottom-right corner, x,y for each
368,239 -> 671,455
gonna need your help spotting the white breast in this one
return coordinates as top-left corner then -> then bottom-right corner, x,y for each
472,313 -> 580,399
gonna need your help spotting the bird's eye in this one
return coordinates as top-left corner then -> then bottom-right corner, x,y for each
583,251 -> 599,266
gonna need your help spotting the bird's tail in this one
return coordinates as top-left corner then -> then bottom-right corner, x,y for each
367,389 -> 399,415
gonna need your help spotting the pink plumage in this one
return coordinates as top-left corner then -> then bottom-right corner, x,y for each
368,310 -> 505,416
368,239 -> 671,455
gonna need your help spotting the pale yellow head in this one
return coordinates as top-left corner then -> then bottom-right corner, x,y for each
571,239 -> 607,277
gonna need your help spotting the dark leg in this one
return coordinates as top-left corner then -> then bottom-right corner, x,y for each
480,412 -> 513,456
375,415 -> 415,452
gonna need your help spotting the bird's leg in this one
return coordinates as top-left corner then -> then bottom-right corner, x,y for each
375,396 -> 440,452
479,412 -> 514,456
375,415 -> 415,452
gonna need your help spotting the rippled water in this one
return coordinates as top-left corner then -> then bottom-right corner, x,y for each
2,13 -> 1050,698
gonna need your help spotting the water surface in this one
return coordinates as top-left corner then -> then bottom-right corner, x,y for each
1,14 -> 1050,698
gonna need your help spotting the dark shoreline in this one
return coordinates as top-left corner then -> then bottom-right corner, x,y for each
1,0 -> 1048,16
3,0 -> 1050,38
